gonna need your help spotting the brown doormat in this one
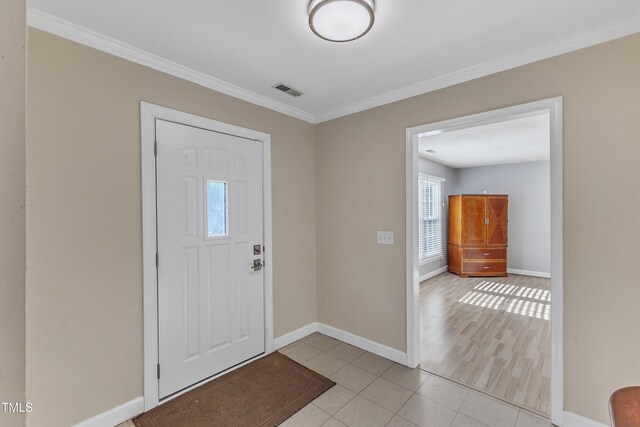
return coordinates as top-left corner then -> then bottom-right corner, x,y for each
133,352 -> 334,427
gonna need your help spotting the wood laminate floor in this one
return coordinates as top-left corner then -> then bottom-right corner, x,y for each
419,273 -> 551,416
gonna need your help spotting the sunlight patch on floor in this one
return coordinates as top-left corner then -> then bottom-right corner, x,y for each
458,280 -> 551,320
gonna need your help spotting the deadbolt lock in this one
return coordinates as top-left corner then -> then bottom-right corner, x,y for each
253,245 -> 262,255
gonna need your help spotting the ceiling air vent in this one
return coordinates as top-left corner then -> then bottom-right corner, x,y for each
273,83 -> 304,97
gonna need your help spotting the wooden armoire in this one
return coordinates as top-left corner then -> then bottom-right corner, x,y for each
448,195 -> 508,277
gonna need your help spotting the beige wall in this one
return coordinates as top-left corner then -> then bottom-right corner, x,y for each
24,23 -> 640,426
316,34 -> 640,424
26,29 -> 316,427
0,1 -> 26,427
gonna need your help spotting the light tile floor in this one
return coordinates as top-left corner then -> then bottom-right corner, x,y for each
279,333 -> 553,427
117,333 -> 554,427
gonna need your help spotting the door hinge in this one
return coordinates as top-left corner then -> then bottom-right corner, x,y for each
157,363 -> 160,379
156,252 -> 159,268
154,140 -> 158,157
485,218 -> 489,225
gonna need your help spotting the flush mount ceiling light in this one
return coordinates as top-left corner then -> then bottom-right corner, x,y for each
308,0 -> 375,42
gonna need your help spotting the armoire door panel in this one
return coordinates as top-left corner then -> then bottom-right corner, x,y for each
448,195 -> 462,245
487,196 -> 508,246
461,196 -> 486,245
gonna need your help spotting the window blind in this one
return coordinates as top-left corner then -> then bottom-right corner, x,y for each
418,173 -> 445,262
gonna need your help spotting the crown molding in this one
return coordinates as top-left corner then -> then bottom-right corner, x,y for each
26,8 -> 317,124
314,15 -> 640,123
28,8 -> 640,125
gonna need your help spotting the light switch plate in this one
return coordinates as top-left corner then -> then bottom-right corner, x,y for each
377,231 -> 394,245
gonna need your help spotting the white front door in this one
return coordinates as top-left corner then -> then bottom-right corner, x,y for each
156,119 -> 265,399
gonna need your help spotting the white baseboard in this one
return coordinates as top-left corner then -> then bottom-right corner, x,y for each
273,322 -> 318,349
317,323 -> 407,365
72,396 -> 144,427
507,268 -> 551,278
419,266 -> 448,282
563,411 -> 609,427
275,322 -> 408,365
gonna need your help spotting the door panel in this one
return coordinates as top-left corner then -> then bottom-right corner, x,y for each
461,196 -> 486,245
207,243 -> 231,351
156,120 -> 264,399
487,196 -> 508,246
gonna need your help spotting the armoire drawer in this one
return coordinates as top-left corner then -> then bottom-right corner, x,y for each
462,261 -> 506,274
462,248 -> 506,260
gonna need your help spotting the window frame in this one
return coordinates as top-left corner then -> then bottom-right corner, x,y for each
418,173 -> 445,264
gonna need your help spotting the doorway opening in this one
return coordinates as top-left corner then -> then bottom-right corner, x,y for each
140,102 -> 274,411
405,98 -> 563,425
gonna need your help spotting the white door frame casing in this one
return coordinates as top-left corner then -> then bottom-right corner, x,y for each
140,102 -> 274,411
405,97 -> 564,425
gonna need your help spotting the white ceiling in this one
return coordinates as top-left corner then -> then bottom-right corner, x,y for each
418,114 -> 550,169
28,1 -> 640,122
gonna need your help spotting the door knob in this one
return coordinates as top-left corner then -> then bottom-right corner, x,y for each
250,259 -> 263,271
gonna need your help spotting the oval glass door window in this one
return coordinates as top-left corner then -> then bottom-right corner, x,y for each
207,180 -> 228,237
